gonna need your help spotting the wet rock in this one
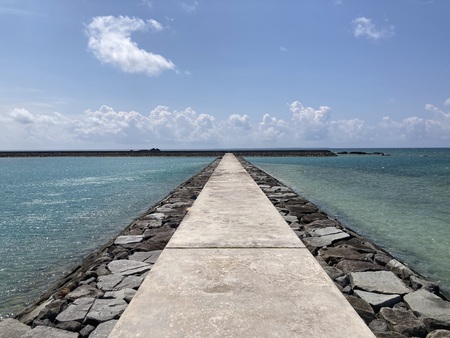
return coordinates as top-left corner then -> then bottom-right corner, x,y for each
86,298 -> 127,323
318,246 -> 366,264
336,260 -> 385,274
0,318 -> 31,337
345,295 -> 376,324
404,289 -> 450,329
379,307 -> 427,337
107,260 -> 151,276
354,290 -> 402,311
21,325 -> 78,338
89,320 -> 118,338
350,271 -> 411,294
65,285 -> 104,301
55,297 -> 95,323
97,274 -> 124,291
386,259 -> 414,280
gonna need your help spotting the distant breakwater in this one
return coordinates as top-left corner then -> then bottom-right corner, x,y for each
0,149 -> 337,158
2,154 -> 449,338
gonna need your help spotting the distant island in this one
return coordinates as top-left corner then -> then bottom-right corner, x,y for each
337,151 -> 390,156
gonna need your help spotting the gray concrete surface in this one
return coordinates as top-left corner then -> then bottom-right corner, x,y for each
108,153 -> 374,337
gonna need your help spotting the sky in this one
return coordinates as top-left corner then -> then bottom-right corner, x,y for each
0,0 -> 449,150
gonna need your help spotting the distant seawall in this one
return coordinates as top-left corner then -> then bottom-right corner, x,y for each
0,149 -> 337,158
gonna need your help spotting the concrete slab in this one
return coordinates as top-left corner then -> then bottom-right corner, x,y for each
109,248 -> 374,338
168,154 -> 303,248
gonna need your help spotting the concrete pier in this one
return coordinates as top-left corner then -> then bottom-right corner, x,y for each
108,153 -> 374,337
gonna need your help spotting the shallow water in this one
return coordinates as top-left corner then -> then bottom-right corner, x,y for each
247,148 -> 450,294
0,156 -> 214,318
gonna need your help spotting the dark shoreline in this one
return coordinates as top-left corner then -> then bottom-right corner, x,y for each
1,155 -> 449,337
0,149 -> 337,158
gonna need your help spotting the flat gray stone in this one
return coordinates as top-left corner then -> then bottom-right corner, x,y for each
86,298 -> 128,323
97,274 -> 124,291
354,290 -> 402,310
21,326 -> 78,338
104,288 -> 137,302
115,275 -> 144,290
134,219 -> 162,228
146,213 -> 166,220
90,320 -> 118,338
0,318 -> 31,338
307,227 -> 343,237
303,232 -> 350,248
283,215 -> 298,223
107,260 -> 151,276
404,289 -> 450,326
144,250 -> 163,264
128,251 -> 153,262
350,271 -> 411,294
55,297 -> 95,322
336,260 -> 385,274
114,235 -> 144,245
65,284 -> 104,301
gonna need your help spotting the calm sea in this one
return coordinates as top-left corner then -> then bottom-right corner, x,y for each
0,156 -> 214,319
248,148 -> 450,295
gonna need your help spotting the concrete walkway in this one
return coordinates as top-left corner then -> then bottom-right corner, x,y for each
109,154 -> 374,337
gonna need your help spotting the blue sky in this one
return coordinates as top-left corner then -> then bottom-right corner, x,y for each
0,0 -> 449,150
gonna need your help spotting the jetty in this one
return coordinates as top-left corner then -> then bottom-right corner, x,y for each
108,153 -> 373,337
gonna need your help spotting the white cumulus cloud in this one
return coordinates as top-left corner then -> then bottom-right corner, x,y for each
86,16 -> 175,76
2,102 -> 450,150
352,17 -> 394,41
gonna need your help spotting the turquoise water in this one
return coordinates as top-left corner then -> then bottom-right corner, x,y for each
0,157 -> 214,318
247,149 -> 450,295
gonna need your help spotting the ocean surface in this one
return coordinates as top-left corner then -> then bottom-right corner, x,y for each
0,156 -> 214,319
247,148 -> 450,296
